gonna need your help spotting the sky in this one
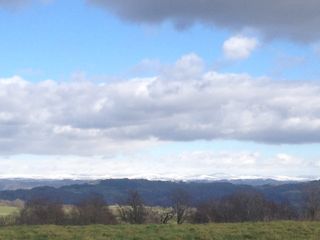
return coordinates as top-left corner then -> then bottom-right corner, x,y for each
0,0 -> 320,180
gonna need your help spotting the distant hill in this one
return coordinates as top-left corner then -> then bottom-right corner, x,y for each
235,179 -> 301,186
0,179 -> 90,191
192,178 -> 301,186
0,177 -> 302,191
0,178 -> 317,209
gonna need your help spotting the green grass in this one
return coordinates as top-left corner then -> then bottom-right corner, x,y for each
0,206 -> 18,216
0,221 -> 319,240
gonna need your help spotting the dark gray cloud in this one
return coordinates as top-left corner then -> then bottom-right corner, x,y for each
88,0 -> 320,42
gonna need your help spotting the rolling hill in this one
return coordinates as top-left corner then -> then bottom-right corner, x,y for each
0,178 -> 316,209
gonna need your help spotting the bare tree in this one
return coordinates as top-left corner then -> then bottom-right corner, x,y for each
170,188 -> 190,224
192,200 -> 220,223
18,198 -> 65,225
192,190 -> 298,224
160,209 -> 174,224
73,194 -> 117,225
119,190 -> 146,224
224,190 -> 266,222
304,184 -> 320,220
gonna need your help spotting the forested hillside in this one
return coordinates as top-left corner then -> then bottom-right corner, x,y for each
0,179 -> 316,209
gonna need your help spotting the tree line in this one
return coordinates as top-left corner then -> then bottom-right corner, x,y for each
0,187 -> 319,226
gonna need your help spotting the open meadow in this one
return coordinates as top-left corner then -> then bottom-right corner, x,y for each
0,221 -> 319,240
0,206 -> 18,217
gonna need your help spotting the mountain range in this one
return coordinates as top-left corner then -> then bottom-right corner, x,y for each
0,178 -> 317,210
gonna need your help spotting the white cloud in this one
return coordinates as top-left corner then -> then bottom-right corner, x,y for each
1,54 -> 320,157
275,153 -> 302,166
0,151 -> 315,180
160,53 -> 204,81
223,35 -> 258,60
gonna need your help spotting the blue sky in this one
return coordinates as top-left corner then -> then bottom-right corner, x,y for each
0,0 -> 320,180
1,0 -> 319,81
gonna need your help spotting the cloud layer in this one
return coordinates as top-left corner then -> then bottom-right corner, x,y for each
0,151 -> 315,180
88,0 -> 320,42
1,54 -> 320,155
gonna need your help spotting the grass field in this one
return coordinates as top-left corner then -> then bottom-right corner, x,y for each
0,221 -> 319,240
0,206 -> 18,216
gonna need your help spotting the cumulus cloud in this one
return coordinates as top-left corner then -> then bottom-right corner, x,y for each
1,54 -> 320,155
223,35 -> 258,60
88,0 -> 320,42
